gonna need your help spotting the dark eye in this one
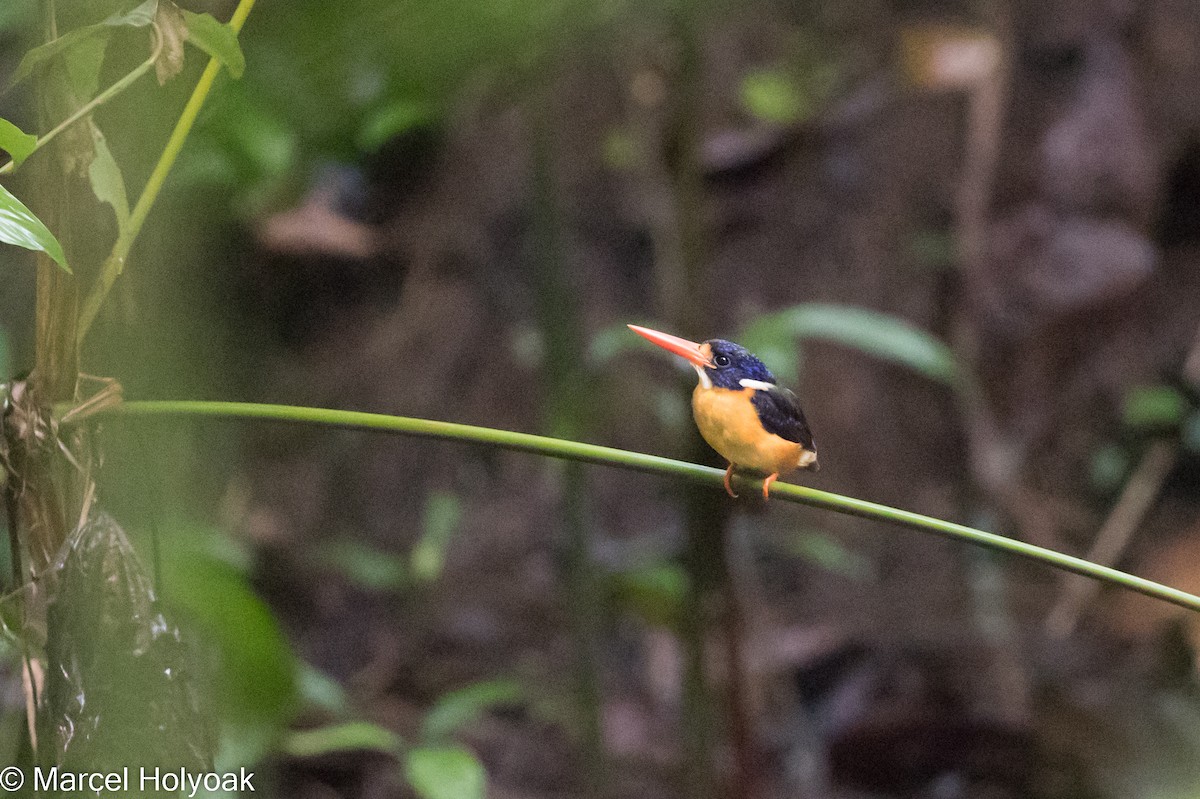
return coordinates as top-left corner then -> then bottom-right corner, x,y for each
713,354 -> 731,367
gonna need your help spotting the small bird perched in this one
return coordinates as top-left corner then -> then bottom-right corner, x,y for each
629,324 -> 818,499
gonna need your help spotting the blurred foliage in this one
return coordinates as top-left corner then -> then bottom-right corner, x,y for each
8,0 -> 156,86
412,490 -> 462,583
315,489 -> 463,590
422,678 -> 522,743
294,660 -> 350,715
1090,443 -> 1131,494
285,674 -> 505,799
177,0 -> 628,212
156,518 -> 297,769
406,746 -> 487,799
740,69 -> 810,124
609,561 -> 689,630
1124,385 -> 1190,432
316,537 -> 411,592
616,306 -> 956,392
769,528 -> 875,581
283,721 -> 402,758
0,1 -> 34,35
739,303 -> 959,387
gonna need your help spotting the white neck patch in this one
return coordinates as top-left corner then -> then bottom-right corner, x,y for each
738,378 -> 775,391
693,364 -> 712,389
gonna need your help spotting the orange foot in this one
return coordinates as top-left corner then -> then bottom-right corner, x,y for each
762,472 -> 779,500
723,463 -> 739,498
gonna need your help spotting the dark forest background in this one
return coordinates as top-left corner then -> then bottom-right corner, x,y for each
4,0 -> 1200,797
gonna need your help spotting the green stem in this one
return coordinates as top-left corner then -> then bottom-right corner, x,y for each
77,0 -> 257,343
0,24 -> 164,177
85,399 -> 1200,614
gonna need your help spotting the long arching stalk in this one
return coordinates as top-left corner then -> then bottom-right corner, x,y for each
85,399 -> 1200,614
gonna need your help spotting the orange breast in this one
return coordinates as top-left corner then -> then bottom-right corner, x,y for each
691,386 -> 812,475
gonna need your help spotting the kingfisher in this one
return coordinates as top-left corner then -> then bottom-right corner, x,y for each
629,324 -> 818,499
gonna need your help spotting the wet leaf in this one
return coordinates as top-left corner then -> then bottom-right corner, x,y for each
87,122 -> 130,231
423,679 -> 522,742
10,0 -> 158,86
0,118 -> 37,170
740,303 -> 958,387
405,746 -> 486,799
182,8 -> 246,78
284,722 -> 402,758
43,511 -> 215,771
0,182 -> 69,271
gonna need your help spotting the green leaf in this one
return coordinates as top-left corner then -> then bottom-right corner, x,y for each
107,0 -> 160,28
740,303 -> 958,387
0,118 -> 37,170
0,1 -> 35,36
422,679 -> 522,743
0,182 -> 69,271
87,123 -> 130,231
1124,385 -> 1189,430
776,531 -> 875,580
284,722 -> 402,758
357,99 -> 432,153
405,746 -> 486,799
609,562 -> 688,630
741,69 -> 808,124
62,32 -> 112,101
1089,443 -> 1130,492
295,661 -> 349,714
10,0 -> 158,85
181,8 -> 246,79
316,538 -> 409,591
411,491 -> 462,582
159,520 -> 297,768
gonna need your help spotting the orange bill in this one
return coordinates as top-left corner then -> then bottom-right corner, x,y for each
627,324 -> 711,367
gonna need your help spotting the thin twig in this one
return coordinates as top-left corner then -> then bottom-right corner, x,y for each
77,0 -> 257,342
0,24 -> 164,176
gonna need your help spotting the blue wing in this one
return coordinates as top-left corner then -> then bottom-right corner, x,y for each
750,385 -> 816,451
